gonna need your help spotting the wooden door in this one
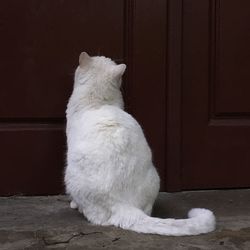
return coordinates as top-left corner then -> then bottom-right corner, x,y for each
167,0 -> 250,190
2,0 -> 249,195
0,0 -> 167,195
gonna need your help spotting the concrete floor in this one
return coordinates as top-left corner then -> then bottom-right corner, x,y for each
1,189 -> 250,250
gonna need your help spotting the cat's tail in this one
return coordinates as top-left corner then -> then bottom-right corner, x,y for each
108,205 -> 215,236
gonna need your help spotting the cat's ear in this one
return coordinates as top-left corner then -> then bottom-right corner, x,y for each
112,64 -> 126,79
79,52 -> 91,68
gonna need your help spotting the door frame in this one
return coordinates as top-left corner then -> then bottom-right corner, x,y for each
166,0 -> 183,191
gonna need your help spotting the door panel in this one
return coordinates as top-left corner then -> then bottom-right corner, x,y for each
215,0 -> 250,114
0,0 -> 125,195
0,0 -> 124,118
181,0 -> 250,189
0,127 -> 64,195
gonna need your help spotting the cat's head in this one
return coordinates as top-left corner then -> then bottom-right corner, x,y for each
74,52 -> 126,89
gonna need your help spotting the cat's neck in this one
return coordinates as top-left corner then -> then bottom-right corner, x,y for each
66,85 -> 124,117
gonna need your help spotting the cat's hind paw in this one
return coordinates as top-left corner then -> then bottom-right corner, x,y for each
70,200 -> 78,209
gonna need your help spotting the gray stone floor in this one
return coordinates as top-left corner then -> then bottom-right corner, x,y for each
1,189 -> 250,250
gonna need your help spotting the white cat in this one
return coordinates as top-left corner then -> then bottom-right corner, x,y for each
64,52 -> 216,236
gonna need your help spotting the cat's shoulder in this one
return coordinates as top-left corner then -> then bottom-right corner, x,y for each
82,105 -> 138,128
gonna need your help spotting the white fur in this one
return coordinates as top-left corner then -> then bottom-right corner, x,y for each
64,52 -> 216,236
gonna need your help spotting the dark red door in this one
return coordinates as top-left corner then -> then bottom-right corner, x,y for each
167,0 -> 250,190
182,0 -> 250,189
1,0 -> 250,195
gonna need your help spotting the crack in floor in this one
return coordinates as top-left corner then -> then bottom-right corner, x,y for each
42,231 -> 102,246
112,237 -> 121,242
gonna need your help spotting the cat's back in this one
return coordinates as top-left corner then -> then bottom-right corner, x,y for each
67,105 -> 144,148
67,104 -> 151,171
